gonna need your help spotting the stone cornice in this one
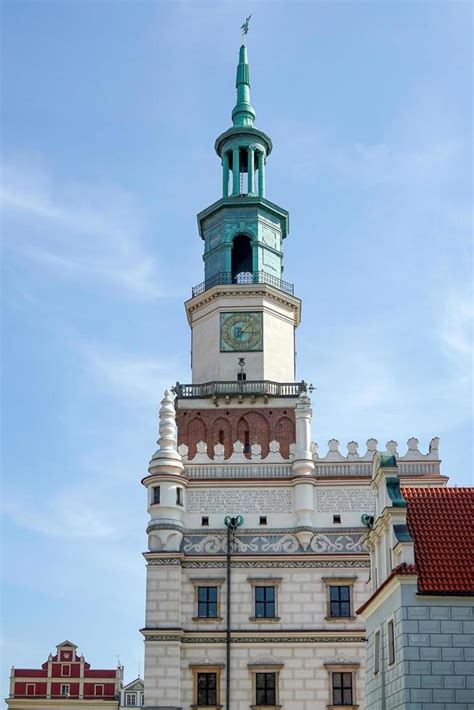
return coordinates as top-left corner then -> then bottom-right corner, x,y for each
141,628 -> 366,644
185,284 -> 301,326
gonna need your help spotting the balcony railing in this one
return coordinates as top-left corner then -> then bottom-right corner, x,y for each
173,380 -> 308,399
191,271 -> 294,298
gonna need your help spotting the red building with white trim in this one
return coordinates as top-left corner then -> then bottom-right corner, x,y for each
7,641 -> 122,710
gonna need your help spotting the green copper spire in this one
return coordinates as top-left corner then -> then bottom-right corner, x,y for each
231,45 -> 256,127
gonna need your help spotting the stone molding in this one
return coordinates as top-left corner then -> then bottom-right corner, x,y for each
179,437 -> 440,465
146,558 -> 370,569
180,531 -> 367,555
142,633 -> 367,644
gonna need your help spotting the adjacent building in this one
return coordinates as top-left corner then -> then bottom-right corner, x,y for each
140,41 -> 449,710
6,640 -> 123,710
119,678 -> 144,710
358,455 -> 474,709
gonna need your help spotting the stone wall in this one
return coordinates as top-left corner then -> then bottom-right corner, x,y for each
365,582 -> 474,710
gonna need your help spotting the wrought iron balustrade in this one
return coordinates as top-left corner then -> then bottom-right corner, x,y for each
191,271 -> 294,298
173,380 -> 307,399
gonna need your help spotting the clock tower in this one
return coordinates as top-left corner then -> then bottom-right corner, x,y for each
185,44 -> 301,386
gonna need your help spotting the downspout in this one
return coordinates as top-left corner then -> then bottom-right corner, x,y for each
224,516 -> 243,710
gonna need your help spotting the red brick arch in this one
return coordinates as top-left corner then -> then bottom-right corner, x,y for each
274,415 -> 295,459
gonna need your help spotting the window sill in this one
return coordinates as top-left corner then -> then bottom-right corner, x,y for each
191,706 -> 223,710
327,705 -> 359,709
250,706 -> 282,710
192,617 -> 224,623
249,617 -> 281,623
325,616 -> 356,622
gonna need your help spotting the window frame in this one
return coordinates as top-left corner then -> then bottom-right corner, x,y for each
331,671 -> 353,706
247,577 -> 282,623
248,662 -> 283,710
388,618 -> 395,665
176,487 -> 184,506
374,629 -> 380,675
189,663 -> 224,710
60,684 -> 70,696
26,684 -> 35,696
324,661 -> 359,710
94,685 -> 104,696
190,577 -> 225,623
152,486 -> 160,505
125,692 -> 137,706
322,576 -> 357,621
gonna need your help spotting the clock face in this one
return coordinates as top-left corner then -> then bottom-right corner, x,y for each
220,312 -> 263,352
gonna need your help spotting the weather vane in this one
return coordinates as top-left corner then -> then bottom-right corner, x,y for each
241,14 -> 252,43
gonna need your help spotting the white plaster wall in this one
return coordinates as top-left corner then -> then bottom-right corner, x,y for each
181,567 -> 369,631
189,290 -> 298,384
180,643 -> 366,710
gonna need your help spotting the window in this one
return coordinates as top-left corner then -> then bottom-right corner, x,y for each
197,673 -> 216,705
94,685 -> 104,696
141,693 -> 144,706
125,693 -> 136,706
329,585 -> 351,618
61,665 -> 70,676
323,577 -> 356,621
218,429 -> 224,444
201,516 -> 209,527
255,673 -> 276,706
152,486 -> 160,505
255,586 -> 275,618
388,619 -> 395,665
26,684 -> 35,696
191,577 -> 224,622
332,672 -> 353,706
333,514 -> 341,524
374,630 -> 380,674
243,430 -> 250,453
60,685 -> 70,696
198,586 -> 218,618
248,577 -> 281,622
190,664 -> 223,708
259,516 -> 267,526
176,487 -> 183,506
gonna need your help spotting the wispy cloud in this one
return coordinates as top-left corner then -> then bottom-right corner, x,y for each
1,159 -> 166,299
4,483 -> 115,539
78,340 -> 179,407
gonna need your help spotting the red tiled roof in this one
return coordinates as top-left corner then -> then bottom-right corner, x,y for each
403,487 -> 474,594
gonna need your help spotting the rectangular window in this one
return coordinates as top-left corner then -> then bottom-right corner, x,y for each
94,685 -> 104,696
329,585 -> 351,617
255,672 -> 276,706
197,672 -> 217,706
61,665 -> 70,677
374,630 -> 380,674
243,430 -> 250,453
26,684 -> 35,696
176,487 -> 183,506
237,372 -> 247,381
388,619 -> 395,665
152,486 -> 160,505
60,685 -> 70,696
198,586 -> 218,618
255,586 -> 275,618
201,516 -> 209,526
259,516 -> 267,526
332,672 -> 353,706
333,514 -> 341,524
125,693 -> 136,706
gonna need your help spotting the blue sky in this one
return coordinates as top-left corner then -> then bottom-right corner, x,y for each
1,0 -> 472,697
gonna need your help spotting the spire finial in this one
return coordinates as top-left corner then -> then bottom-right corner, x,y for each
241,14 -> 252,44
232,32 -> 256,127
